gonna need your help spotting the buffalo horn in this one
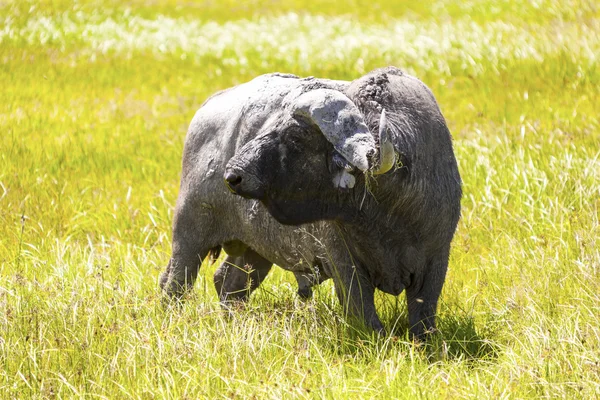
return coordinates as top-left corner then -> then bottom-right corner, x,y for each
372,109 -> 396,175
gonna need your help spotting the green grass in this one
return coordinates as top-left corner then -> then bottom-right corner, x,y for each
1,0 -> 599,398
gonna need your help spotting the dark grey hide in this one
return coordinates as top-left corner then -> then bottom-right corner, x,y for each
160,67 -> 462,338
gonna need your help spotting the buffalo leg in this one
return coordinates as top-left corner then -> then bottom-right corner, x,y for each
213,248 -> 272,304
160,199 -> 217,297
160,238 -> 210,297
293,262 -> 329,299
406,248 -> 449,339
294,272 -> 314,299
331,264 -> 384,333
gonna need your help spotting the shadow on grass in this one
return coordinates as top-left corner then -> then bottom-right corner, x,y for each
426,314 -> 500,362
329,307 -> 500,363
187,281 -> 501,364
368,295 -> 502,362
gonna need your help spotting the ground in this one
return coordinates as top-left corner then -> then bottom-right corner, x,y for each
0,0 -> 599,398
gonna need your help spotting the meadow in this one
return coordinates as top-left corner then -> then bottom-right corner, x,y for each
1,0 -> 599,398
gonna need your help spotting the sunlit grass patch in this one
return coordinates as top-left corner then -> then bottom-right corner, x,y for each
4,0 -> 600,23
2,12 -> 599,78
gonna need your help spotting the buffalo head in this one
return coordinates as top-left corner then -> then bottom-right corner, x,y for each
224,88 -> 395,225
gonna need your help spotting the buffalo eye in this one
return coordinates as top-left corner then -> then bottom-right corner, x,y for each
332,152 -> 355,172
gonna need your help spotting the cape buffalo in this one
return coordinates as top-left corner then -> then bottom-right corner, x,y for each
160,67 -> 462,338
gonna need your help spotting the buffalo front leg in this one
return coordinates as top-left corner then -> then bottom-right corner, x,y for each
213,248 -> 272,304
405,249 -> 449,339
330,264 -> 384,333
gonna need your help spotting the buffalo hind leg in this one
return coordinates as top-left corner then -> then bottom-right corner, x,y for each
213,248 -> 272,304
294,262 -> 329,299
294,272 -> 314,299
160,200 -> 217,297
160,239 -> 212,298
406,248 -> 450,339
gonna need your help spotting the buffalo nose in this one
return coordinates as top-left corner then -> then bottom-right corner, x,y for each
224,170 -> 242,187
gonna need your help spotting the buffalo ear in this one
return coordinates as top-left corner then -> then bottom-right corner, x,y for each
332,170 -> 356,189
291,89 -> 376,172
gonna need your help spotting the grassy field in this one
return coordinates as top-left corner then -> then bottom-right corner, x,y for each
1,0 -> 599,398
